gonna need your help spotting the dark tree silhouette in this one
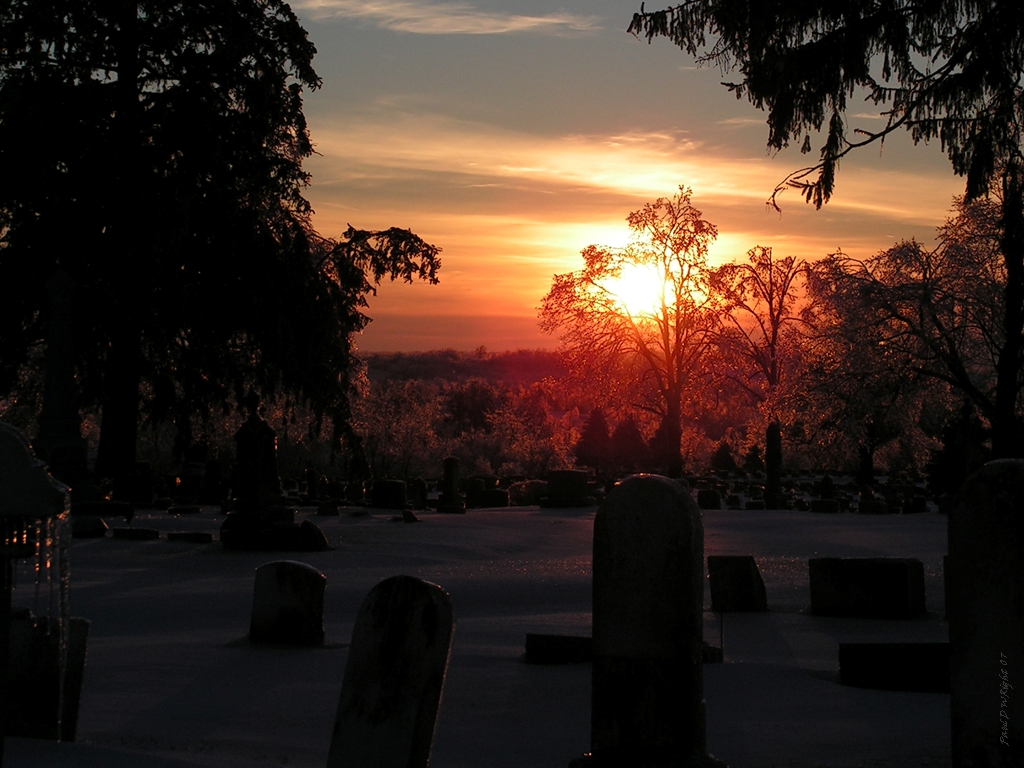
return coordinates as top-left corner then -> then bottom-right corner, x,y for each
811,198 -> 1018,457
0,2 -> 440,490
575,408 -> 613,473
629,1 -> 1024,456
540,188 -> 718,477
611,416 -> 651,474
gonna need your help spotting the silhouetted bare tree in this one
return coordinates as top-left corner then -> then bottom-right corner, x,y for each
540,187 -> 718,476
630,1 -> 1024,455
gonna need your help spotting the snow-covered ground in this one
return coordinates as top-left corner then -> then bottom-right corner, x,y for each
6,503 -> 951,767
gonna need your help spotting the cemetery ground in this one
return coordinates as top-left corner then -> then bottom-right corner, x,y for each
8,503 -> 949,768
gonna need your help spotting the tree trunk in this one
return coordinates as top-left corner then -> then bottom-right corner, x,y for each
93,326 -> 142,496
994,174 -> 1024,458
856,444 -> 875,487
653,401 -> 684,478
764,421 -> 782,509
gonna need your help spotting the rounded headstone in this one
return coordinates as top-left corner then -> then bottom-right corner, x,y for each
249,560 -> 326,646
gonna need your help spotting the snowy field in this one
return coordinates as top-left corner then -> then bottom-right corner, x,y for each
7,503 -> 951,768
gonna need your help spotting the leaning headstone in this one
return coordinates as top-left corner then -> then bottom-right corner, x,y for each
571,474 -> 727,767
249,561 -> 326,646
327,575 -> 454,768
949,459 -> 1023,767
707,556 -> 769,612
809,557 -> 925,619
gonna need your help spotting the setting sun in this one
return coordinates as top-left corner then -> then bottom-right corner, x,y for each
606,262 -> 667,317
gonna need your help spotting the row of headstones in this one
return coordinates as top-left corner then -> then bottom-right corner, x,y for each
695,487 -> 930,514
239,466 -> 1018,768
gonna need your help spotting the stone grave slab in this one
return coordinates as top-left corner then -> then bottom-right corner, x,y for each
839,642 -> 949,692
809,557 -> 926,619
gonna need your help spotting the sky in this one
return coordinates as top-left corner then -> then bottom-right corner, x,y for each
290,0 -> 965,353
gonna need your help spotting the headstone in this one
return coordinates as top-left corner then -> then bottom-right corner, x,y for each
327,575 -> 454,768
696,489 -> 721,510
509,479 -> 547,506
249,561 -> 326,646
839,642 -> 949,693
232,393 -> 283,514
317,501 -> 340,516
70,516 -> 108,539
482,487 -> 510,508
464,477 -> 487,508
372,479 -> 407,510
809,557 -> 926,619
707,556 -> 769,612
572,474 -> 727,767
409,478 -> 428,510
437,457 -> 465,514
809,498 -> 840,514
543,469 -> 592,507
949,459 -> 1023,767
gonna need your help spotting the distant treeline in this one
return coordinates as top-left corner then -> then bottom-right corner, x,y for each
364,349 -> 566,387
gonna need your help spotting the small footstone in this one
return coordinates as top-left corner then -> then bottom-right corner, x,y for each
839,642 -> 949,692
809,557 -> 925,619
249,560 -> 326,646
327,575 -> 454,768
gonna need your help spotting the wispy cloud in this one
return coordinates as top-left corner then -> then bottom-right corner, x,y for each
717,117 -> 765,128
292,0 -> 599,35
308,107 -> 958,226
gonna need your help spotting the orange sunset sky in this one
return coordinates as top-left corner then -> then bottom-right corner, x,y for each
292,1 -> 965,352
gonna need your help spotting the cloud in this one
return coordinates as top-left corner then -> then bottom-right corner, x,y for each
307,107 -> 958,228
292,0 -> 599,35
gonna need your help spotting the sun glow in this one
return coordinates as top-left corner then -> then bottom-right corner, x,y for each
605,263 -> 668,317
